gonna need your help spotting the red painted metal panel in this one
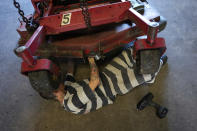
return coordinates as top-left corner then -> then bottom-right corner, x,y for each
134,38 -> 166,50
16,1 -> 166,71
39,1 -> 131,34
50,23 -> 143,55
127,8 -> 159,44
25,26 -> 45,55
19,48 -> 36,66
134,37 -> 166,58
16,26 -> 45,66
127,8 -> 151,33
21,59 -> 59,76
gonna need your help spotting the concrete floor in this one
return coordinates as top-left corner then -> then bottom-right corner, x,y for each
0,0 -> 197,131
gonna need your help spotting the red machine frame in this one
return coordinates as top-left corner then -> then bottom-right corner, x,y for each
15,0 -> 166,75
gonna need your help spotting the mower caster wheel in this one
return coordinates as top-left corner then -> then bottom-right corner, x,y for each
28,71 -> 60,100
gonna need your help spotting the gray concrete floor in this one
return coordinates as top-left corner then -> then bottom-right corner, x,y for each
0,0 -> 197,131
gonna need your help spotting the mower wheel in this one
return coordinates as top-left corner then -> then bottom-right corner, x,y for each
28,71 -> 59,100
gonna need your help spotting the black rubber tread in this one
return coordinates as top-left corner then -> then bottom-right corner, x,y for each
28,71 -> 59,100
161,55 -> 168,66
137,49 -> 161,74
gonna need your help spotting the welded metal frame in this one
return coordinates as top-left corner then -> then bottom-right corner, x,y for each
15,0 -> 166,75
21,59 -> 60,75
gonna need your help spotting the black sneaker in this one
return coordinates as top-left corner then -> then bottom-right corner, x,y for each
161,55 -> 168,66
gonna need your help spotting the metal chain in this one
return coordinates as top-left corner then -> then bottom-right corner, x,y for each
80,0 -> 91,29
13,0 -> 30,26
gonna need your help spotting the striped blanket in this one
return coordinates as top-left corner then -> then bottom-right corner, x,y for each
63,48 -> 163,114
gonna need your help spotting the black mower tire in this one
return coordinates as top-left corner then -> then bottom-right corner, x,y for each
28,71 -> 59,100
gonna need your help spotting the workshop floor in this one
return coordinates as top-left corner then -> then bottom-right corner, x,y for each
0,0 -> 196,131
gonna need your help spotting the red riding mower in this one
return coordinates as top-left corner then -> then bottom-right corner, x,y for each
13,0 -> 167,99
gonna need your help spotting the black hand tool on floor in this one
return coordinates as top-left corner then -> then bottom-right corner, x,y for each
137,92 -> 168,119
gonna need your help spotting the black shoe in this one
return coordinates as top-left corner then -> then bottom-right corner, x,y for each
161,55 -> 168,66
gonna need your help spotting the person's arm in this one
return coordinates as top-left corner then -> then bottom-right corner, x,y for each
53,58 -> 99,114
88,57 -> 100,91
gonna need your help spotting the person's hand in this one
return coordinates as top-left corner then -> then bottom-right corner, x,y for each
88,57 -> 95,64
53,83 -> 65,105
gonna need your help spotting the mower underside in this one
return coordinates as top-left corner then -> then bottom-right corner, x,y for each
13,0 -> 168,99
15,0 -> 167,77
17,1 -> 166,58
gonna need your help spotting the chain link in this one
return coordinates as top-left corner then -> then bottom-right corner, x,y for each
80,0 -> 91,29
13,0 -> 30,26
13,0 -> 90,30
